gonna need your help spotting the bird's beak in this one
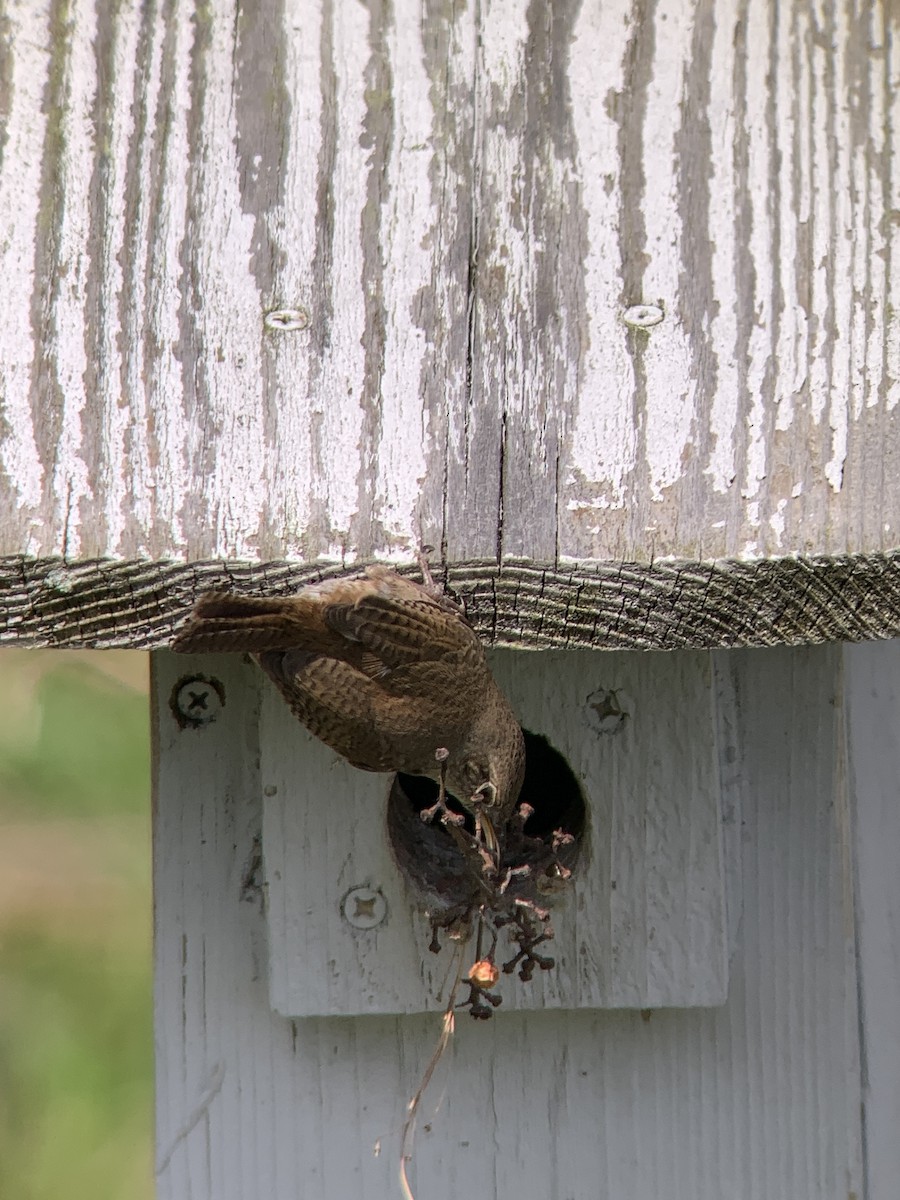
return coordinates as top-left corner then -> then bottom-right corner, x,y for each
478,811 -> 498,859
470,781 -> 499,862
471,780 -> 498,808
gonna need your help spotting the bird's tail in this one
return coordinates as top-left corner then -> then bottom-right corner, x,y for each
172,592 -> 336,656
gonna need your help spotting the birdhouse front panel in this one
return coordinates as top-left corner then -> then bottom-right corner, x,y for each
262,647 -> 728,1016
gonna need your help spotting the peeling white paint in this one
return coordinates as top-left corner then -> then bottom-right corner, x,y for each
98,4 -> 142,555
48,0 -> 100,556
375,0 -> 433,543
888,18 -> 900,413
472,0 -> 530,478
744,496 -> 763,556
850,129 -> 871,424
863,17 -> 887,417
144,6 -> 193,553
193,0 -> 268,557
824,1 -> 852,493
314,0 -> 371,544
769,497 -> 787,545
773,1 -> 809,433
808,18 -> 831,431
480,0 -> 529,83
425,14 -> 474,528
567,497 -> 614,512
0,0 -> 894,566
740,0 -> 774,516
118,11 -> 161,555
640,0 -> 698,503
568,0 -> 636,508
267,0 -> 323,554
705,0 -> 739,492
0,1 -> 49,523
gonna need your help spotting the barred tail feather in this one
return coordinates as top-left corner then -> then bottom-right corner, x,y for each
172,616 -> 301,655
172,592 -> 337,656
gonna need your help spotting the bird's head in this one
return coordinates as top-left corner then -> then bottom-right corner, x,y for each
448,701 -> 526,825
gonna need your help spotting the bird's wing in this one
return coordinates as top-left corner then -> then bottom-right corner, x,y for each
324,571 -> 480,674
172,570 -> 481,680
257,650 -> 425,773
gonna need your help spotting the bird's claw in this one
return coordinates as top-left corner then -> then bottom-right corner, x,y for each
419,794 -> 465,827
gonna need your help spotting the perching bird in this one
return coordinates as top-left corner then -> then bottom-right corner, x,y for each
172,566 -> 526,833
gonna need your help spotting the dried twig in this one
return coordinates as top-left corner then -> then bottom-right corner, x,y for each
399,939 -> 465,1200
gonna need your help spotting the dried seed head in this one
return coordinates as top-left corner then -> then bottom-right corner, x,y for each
468,959 -> 500,988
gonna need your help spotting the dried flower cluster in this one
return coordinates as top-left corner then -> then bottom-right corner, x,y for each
424,751 -> 577,1019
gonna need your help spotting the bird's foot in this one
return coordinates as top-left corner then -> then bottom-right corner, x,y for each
422,748 -> 466,828
419,794 -> 465,828
416,546 -> 445,599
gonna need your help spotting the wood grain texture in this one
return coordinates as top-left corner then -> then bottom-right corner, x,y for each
153,643 -> 864,1199
0,0 -> 897,569
4,550 -> 900,650
264,647 -> 727,1015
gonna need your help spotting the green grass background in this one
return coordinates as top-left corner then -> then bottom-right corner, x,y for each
0,651 -> 153,1200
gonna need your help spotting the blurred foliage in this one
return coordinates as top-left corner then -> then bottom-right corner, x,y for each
0,651 -> 153,1200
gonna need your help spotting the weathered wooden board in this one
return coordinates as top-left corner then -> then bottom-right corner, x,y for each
845,639 -> 900,1200
6,551 -> 900,651
154,643 -> 864,1200
263,647 -> 727,1016
1,0 -> 897,579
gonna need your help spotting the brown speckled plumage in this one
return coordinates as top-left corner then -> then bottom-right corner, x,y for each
172,566 -> 525,821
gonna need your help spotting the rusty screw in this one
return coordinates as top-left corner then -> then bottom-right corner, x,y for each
341,886 -> 387,930
172,675 -> 225,728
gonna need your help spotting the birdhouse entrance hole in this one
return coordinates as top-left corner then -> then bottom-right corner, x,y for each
387,730 -> 587,909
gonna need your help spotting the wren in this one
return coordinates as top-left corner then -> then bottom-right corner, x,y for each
172,566 -> 526,832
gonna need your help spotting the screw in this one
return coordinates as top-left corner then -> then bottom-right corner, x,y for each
341,886 -> 387,930
623,303 -> 665,329
171,675 -> 226,728
264,306 -> 310,333
585,687 -> 629,735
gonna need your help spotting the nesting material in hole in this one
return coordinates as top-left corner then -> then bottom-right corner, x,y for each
387,731 -> 587,1015
388,730 -> 586,908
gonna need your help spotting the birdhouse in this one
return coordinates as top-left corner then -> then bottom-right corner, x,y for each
2,2 -> 899,1198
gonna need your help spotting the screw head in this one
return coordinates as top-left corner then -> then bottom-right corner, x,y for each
264,306 -> 310,333
341,886 -> 387,930
585,687 -> 629,735
171,675 -> 225,728
623,302 -> 665,329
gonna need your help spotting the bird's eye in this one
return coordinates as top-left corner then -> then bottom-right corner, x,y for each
463,759 -> 487,787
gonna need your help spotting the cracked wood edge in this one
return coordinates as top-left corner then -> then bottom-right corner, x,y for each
3,551 -> 900,650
